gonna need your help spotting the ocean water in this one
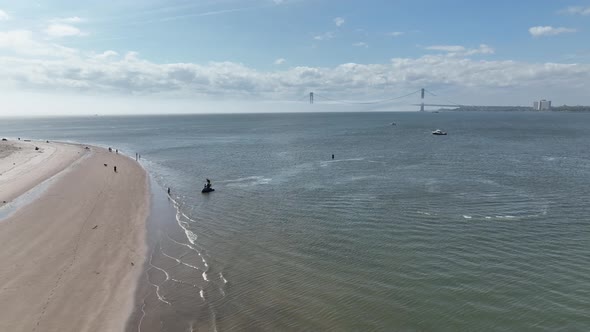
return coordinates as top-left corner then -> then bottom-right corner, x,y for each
1,111 -> 589,331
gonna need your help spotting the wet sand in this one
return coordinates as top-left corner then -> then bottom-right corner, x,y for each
0,141 -> 149,332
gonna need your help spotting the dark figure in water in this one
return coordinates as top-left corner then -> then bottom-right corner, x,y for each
167,187 -> 171,195
332,154 -> 334,160
206,179 -> 211,189
114,166 -> 117,173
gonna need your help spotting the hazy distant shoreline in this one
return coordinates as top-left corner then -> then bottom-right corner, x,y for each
443,106 -> 590,112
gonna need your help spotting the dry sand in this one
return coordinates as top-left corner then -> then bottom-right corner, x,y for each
0,141 -> 149,332
0,140 -> 84,207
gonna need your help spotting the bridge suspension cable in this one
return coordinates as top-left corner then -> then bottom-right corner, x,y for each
423,88 -> 465,107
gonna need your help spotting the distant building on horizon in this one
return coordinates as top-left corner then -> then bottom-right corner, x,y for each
533,99 -> 551,110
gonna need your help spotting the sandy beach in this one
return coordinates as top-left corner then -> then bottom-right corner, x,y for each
0,140 -> 84,208
0,140 -> 149,332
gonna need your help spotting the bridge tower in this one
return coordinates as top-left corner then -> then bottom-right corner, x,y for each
420,88 -> 425,112
310,92 -> 314,104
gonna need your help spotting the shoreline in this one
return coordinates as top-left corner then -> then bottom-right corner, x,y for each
0,140 -> 149,332
126,176 -> 180,332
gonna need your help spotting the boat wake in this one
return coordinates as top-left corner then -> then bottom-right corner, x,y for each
220,175 -> 272,187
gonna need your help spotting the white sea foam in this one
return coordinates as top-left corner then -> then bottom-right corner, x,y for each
463,215 -> 472,219
161,249 -> 200,271
166,234 -> 199,253
219,272 -> 227,284
494,215 -> 517,219
149,248 -> 169,281
137,300 -> 147,332
170,279 -> 199,288
184,229 -> 198,245
147,248 -> 171,305
222,176 -> 272,187
210,308 -> 218,332
218,176 -> 264,183
173,208 -> 199,246
202,272 -> 209,281
181,211 -> 198,223
199,289 -> 205,301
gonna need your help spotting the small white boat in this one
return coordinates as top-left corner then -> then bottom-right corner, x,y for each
432,129 -> 447,135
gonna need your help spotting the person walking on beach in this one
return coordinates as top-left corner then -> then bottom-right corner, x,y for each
114,166 -> 117,173
116,149 -> 118,154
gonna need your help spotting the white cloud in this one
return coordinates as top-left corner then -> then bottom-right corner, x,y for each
425,44 -> 494,56
426,45 -> 466,53
44,23 -> 87,38
0,31 -> 589,109
274,58 -> 286,65
334,17 -> 345,27
93,50 -> 119,60
52,16 -> 85,24
387,31 -> 404,37
352,42 -> 368,48
529,26 -> 576,37
0,9 -> 10,21
0,30 -> 78,57
313,32 -> 334,41
2,43 -> 587,103
559,6 -> 590,16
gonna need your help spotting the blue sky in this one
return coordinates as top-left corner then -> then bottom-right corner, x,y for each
1,0 -> 590,114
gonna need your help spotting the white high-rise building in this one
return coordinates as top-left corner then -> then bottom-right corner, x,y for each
533,100 -> 551,110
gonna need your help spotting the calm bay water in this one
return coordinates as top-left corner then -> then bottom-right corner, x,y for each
1,111 -> 589,331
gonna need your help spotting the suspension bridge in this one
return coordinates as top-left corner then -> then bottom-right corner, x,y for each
303,88 -> 465,111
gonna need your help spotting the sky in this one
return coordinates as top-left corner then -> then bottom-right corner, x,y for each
1,0 -> 590,115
